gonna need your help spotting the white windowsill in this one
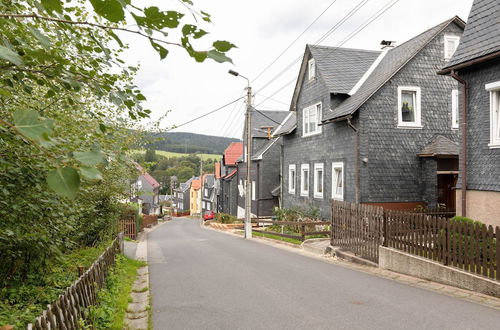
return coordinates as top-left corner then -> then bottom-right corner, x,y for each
300,191 -> 309,197
288,190 -> 295,194
302,131 -> 322,138
313,194 -> 323,199
332,196 -> 343,201
397,125 -> 423,129
488,143 -> 500,149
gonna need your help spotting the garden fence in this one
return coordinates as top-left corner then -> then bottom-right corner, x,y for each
331,200 -> 500,281
27,234 -> 123,329
251,219 -> 330,241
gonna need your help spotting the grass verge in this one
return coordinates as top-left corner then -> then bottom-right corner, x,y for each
0,242 -> 110,328
235,230 -> 302,245
86,255 -> 146,330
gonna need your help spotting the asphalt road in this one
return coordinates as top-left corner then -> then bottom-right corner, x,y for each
149,218 -> 500,330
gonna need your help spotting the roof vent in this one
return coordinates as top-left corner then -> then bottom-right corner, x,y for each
380,40 -> 396,49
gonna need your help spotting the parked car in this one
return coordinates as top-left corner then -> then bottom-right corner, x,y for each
203,210 -> 215,221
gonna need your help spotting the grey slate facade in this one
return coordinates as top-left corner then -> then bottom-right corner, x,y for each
236,111 -> 288,218
173,177 -> 193,214
278,18 -> 464,220
440,0 -> 500,226
201,174 -> 216,213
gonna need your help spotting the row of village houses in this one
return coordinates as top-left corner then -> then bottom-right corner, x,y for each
173,0 -> 500,228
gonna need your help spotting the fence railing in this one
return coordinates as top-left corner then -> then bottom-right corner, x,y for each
27,234 -> 123,329
120,220 -> 137,240
142,215 -> 158,229
331,201 -> 383,263
331,200 -> 500,281
251,219 -> 330,242
384,210 -> 499,281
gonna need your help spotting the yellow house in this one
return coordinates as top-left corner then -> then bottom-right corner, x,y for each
190,178 -> 201,215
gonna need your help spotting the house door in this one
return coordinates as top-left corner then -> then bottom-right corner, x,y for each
437,174 -> 457,210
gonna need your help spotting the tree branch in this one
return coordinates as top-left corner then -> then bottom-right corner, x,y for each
0,13 -> 183,48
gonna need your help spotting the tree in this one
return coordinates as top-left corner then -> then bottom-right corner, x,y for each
144,149 -> 157,162
0,0 -> 235,198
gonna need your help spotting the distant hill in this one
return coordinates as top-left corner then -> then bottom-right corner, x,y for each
144,132 -> 240,155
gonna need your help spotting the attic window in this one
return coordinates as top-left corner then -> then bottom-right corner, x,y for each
308,58 -> 316,80
444,35 -> 460,61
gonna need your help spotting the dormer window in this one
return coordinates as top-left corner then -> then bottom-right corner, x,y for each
444,35 -> 460,61
308,58 -> 316,80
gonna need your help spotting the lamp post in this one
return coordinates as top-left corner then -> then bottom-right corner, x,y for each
229,70 -> 252,239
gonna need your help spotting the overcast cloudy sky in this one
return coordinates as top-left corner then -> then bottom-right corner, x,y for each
119,0 -> 474,139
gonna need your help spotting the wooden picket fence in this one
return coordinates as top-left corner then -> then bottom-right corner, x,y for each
119,219 -> 137,240
331,200 -> 500,281
142,215 -> 158,229
384,210 -> 500,281
331,201 -> 383,263
27,234 -> 123,329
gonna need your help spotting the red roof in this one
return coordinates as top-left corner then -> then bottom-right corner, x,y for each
142,172 -> 160,189
224,169 -> 237,179
224,142 -> 243,166
215,162 -> 221,179
191,179 -> 201,190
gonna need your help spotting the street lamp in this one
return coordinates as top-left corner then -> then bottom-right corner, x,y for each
229,70 -> 252,239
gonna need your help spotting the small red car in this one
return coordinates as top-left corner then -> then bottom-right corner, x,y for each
203,211 -> 215,221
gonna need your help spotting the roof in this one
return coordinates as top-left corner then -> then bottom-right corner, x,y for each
323,17 -> 465,122
223,169 -> 237,179
224,142 -> 243,166
309,45 -> 381,94
419,135 -> 459,157
215,162 -> 221,179
251,137 -> 281,160
141,172 -> 160,189
273,112 -> 296,136
250,110 -> 289,138
191,179 -> 201,190
441,0 -> 500,72
176,177 -> 194,193
203,174 -> 215,188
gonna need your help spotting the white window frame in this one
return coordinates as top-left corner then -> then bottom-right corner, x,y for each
204,188 -> 209,197
332,162 -> 344,201
252,181 -> 256,201
486,81 -> 500,148
302,102 -> 322,137
444,35 -> 460,61
308,58 -> 316,80
451,89 -> 459,129
202,201 -> 206,209
313,163 -> 324,199
300,164 -> 310,197
288,164 -> 296,194
397,86 -> 422,128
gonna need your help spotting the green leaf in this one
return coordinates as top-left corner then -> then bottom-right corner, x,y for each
150,40 -> 168,60
143,7 -> 183,29
73,151 -> 104,166
182,24 -> 208,39
207,50 -> 233,64
79,167 -> 103,180
41,0 -> 63,13
136,93 -> 147,101
0,45 -> 23,67
99,123 -> 107,133
213,40 -> 237,53
47,167 -> 80,199
13,109 -> 54,141
89,0 -> 125,23
108,30 -> 123,47
29,27 -> 51,49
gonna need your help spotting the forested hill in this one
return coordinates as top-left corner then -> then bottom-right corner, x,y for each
145,132 -> 240,155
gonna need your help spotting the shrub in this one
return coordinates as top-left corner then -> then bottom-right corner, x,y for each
215,213 -> 239,224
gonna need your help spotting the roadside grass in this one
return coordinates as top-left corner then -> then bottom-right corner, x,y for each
86,255 -> 146,329
0,242 -> 110,327
130,149 -> 221,161
235,230 -> 302,245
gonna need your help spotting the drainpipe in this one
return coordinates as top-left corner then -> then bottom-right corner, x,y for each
347,116 -> 360,203
450,70 -> 468,217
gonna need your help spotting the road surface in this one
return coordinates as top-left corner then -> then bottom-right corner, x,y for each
149,218 -> 500,329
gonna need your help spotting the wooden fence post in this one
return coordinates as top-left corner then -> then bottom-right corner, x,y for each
496,226 -> 500,281
444,221 -> 450,266
382,211 -> 387,247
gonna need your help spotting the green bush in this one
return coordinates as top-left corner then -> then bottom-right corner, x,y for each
214,213 -> 239,224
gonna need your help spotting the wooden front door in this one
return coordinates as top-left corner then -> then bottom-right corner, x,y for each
437,174 -> 457,210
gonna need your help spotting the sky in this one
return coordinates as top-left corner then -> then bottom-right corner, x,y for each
118,0 -> 474,139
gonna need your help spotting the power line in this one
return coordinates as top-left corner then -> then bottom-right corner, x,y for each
253,109 -> 284,125
251,0 -> 339,83
256,78 -> 297,107
167,97 -> 244,131
254,0 -> 401,107
255,0 -> 371,95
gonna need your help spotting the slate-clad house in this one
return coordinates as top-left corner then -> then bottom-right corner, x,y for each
219,142 -> 243,216
439,0 -> 500,226
136,171 -> 161,215
275,17 -> 465,219
237,110 -> 289,218
173,177 -> 193,216
201,174 -> 216,213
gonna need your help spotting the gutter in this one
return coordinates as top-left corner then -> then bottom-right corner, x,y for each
346,116 -> 360,203
449,70 -> 468,217
438,51 -> 500,75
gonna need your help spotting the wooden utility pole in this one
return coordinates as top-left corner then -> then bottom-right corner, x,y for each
244,85 -> 253,238
199,157 -> 203,217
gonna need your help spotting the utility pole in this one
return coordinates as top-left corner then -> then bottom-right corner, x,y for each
199,157 -> 203,217
229,69 -> 252,239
